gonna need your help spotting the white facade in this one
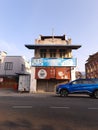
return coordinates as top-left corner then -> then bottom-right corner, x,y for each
71,67 -> 76,81
0,52 -> 31,76
18,75 -> 30,92
30,67 -> 36,93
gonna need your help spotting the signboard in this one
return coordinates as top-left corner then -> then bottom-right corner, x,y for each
31,58 -> 77,67
35,67 -> 71,80
35,68 -> 50,79
56,67 -> 71,79
38,69 -> 47,79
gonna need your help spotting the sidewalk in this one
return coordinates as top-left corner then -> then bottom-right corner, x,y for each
0,88 -> 55,97
0,88 -> 18,96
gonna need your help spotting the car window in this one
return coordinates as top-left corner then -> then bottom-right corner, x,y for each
79,80 -> 95,84
95,80 -> 98,84
88,80 -> 95,84
72,80 -> 82,84
93,79 -> 98,84
72,79 -> 98,85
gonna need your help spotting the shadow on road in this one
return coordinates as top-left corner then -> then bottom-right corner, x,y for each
54,94 -> 91,99
0,119 -> 55,130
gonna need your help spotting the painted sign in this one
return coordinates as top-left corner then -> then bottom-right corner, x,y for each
56,67 -> 71,79
36,68 -> 50,79
31,58 -> 77,67
38,69 -> 47,79
35,67 -> 71,80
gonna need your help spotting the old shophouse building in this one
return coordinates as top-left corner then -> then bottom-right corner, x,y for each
25,34 -> 81,92
85,52 -> 98,78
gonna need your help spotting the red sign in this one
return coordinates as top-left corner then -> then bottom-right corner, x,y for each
49,67 -> 55,78
35,67 -> 49,79
35,67 -> 71,80
56,67 -> 71,79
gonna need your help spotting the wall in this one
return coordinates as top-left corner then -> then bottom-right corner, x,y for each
30,67 -> 36,93
0,56 -> 31,76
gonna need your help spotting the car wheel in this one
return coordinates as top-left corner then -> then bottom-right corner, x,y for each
89,94 -> 94,98
60,89 -> 68,97
94,90 -> 98,98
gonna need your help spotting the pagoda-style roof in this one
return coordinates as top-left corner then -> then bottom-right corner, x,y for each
25,44 -> 81,50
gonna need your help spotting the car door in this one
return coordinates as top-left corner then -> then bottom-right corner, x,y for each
69,80 -> 83,93
82,80 -> 96,93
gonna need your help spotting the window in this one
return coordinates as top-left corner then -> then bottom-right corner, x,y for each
59,49 -> 65,58
40,49 -> 47,58
4,62 -> 13,70
21,64 -> 25,71
72,80 -> 81,84
49,49 -> 56,58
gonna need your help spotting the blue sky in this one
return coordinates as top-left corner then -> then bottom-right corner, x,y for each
0,0 -> 98,71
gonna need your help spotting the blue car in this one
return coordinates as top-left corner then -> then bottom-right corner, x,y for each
56,78 -> 98,98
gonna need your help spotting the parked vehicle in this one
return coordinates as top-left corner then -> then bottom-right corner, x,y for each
56,78 -> 98,98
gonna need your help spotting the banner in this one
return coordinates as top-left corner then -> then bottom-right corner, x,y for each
31,58 -> 77,67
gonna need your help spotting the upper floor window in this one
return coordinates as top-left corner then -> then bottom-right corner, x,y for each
49,49 -> 56,58
59,49 -> 65,58
21,64 -> 25,71
40,49 -> 47,58
4,62 -> 13,70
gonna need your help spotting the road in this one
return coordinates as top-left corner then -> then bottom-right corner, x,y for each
0,93 -> 98,130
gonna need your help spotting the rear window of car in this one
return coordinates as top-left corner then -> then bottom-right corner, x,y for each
92,79 -> 98,84
83,79 -> 98,84
72,79 -> 98,84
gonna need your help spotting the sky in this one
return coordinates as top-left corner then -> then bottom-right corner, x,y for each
0,0 -> 98,72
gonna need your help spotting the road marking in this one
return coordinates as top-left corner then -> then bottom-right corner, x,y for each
88,108 -> 98,110
12,106 -> 32,109
50,106 -> 70,109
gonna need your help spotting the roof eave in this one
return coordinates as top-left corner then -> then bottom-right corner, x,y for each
25,44 -> 81,50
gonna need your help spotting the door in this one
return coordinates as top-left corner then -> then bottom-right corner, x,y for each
18,75 -> 30,92
69,80 -> 84,93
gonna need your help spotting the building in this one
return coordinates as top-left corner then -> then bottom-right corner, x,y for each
25,34 -> 81,92
85,52 -> 98,78
0,51 -> 31,90
75,71 -> 85,79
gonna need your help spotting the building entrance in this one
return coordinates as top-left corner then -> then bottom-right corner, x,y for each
37,79 -> 68,92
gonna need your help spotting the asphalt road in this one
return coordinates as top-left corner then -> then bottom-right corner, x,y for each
0,93 -> 98,130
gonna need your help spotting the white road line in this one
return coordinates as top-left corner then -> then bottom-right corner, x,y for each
50,106 -> 70,109
88,108 -> 98,110
12,106 -> 32,109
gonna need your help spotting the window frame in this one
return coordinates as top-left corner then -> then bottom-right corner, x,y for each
40,49 -> 47,58
4,62 -> 13,70
49,49 -> 56,58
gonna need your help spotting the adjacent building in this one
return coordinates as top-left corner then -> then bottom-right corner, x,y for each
0,51 -> 31,90
85,52 -> 98,78
25,34 -> 81,92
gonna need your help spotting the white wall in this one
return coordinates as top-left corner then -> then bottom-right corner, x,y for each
30,67 -> 36,93
71,67 -> 76,81
18,75 -> 30,92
